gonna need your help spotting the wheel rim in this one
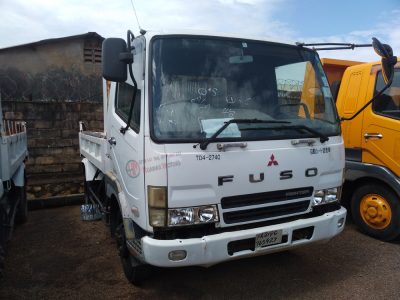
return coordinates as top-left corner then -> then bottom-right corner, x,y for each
359,194 -> 392,230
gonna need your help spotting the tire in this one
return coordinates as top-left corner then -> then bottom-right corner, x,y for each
0,204 -> 8,278
114,211 -> 151,285
0,200 -> 11,242
15,186 -> 28,224
351,183 -> 400,241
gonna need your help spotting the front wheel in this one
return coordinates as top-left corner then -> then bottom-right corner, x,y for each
351,183 -> 400,241
115,213 -> 151,285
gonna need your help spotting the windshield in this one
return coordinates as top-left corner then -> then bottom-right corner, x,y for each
151,36 -> 340,142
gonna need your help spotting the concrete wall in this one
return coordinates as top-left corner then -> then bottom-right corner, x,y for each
2,100 -> 103,200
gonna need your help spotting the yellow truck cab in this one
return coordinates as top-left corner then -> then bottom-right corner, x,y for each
322,58 -> 400,241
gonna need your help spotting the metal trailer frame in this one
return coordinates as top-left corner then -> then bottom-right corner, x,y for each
0,97 -> 28,277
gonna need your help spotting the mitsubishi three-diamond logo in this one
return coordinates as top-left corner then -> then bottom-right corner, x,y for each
267,154 -> 278,166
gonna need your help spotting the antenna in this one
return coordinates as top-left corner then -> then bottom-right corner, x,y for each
129,0 -> 146,35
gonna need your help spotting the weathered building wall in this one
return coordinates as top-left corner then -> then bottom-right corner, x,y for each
1,40 -> 88,75
2,100 -> 103,200
0,33 -> 103,101
0,33 -> 102,75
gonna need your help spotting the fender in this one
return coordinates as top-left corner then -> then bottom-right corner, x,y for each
104,171 -> 122,198
345,161 -> 400,198
104,171 -> 139,242
104,171 -> 132,218
81,158 -> 99,181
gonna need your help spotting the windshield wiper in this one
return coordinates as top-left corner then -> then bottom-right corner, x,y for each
199,119 -> 291,150
240,124 -> 329,143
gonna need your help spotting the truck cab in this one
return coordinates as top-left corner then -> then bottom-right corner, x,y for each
80,30 -> 347,284
322,58 -> 400,241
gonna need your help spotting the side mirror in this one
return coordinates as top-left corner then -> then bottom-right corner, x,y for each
102,38 -> 133,82
372,37 -> 397,84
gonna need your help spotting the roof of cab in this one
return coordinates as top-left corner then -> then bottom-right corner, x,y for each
142,29 -> 299,47
320,58 -> 365,67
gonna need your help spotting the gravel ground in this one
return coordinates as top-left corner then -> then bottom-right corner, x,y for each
0,206 -> 399,300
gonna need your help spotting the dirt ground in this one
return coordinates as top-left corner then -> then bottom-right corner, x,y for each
0,206 -> 399,300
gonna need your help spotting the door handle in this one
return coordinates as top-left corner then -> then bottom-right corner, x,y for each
364,133 -> 383,141
108,137 -> 116,146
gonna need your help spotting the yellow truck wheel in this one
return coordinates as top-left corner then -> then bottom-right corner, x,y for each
351,183 -> 400,241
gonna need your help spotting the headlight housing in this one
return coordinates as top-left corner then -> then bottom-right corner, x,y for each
312,187 -> 342,206
168,205 -> 219,226
148,186 -> 167,227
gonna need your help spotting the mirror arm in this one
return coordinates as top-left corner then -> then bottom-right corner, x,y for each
120,31 -> 138,134
340,72 -> 394,122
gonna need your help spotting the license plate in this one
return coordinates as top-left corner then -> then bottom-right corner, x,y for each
255,230 -> 283,249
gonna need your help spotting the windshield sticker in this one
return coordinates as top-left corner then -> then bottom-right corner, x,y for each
310,147 -> 331,155
201,118 -> 241,138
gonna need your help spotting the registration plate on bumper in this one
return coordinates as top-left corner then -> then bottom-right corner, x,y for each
255,230 -> 283,249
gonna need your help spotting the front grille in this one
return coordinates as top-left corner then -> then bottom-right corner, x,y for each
221,187 -> 313,209
223,200 -> 310,224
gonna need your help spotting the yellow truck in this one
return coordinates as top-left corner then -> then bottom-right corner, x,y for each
322,56 -> 400,241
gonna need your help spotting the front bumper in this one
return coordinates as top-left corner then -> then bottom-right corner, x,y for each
139,206 -> 347,267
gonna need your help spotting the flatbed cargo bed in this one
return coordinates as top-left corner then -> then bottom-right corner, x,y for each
0,123 -> 28,182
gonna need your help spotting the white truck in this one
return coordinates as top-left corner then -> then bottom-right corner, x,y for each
0,97 -> 28,276
79,29 -> 348,285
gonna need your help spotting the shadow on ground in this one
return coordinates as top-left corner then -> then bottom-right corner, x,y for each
0,206 -> 399,300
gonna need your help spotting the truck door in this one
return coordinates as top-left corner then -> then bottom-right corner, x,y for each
362,67 -> 400,177
107,37 -> 146,221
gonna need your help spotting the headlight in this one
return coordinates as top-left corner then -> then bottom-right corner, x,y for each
312,187 -> 342,206
168,205 -> 219,226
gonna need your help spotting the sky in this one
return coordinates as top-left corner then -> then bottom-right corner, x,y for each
0,0 -> 399,61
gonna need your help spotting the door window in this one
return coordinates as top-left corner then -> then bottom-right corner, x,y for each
373,69 -> 400,119
115,82 -> 141,132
